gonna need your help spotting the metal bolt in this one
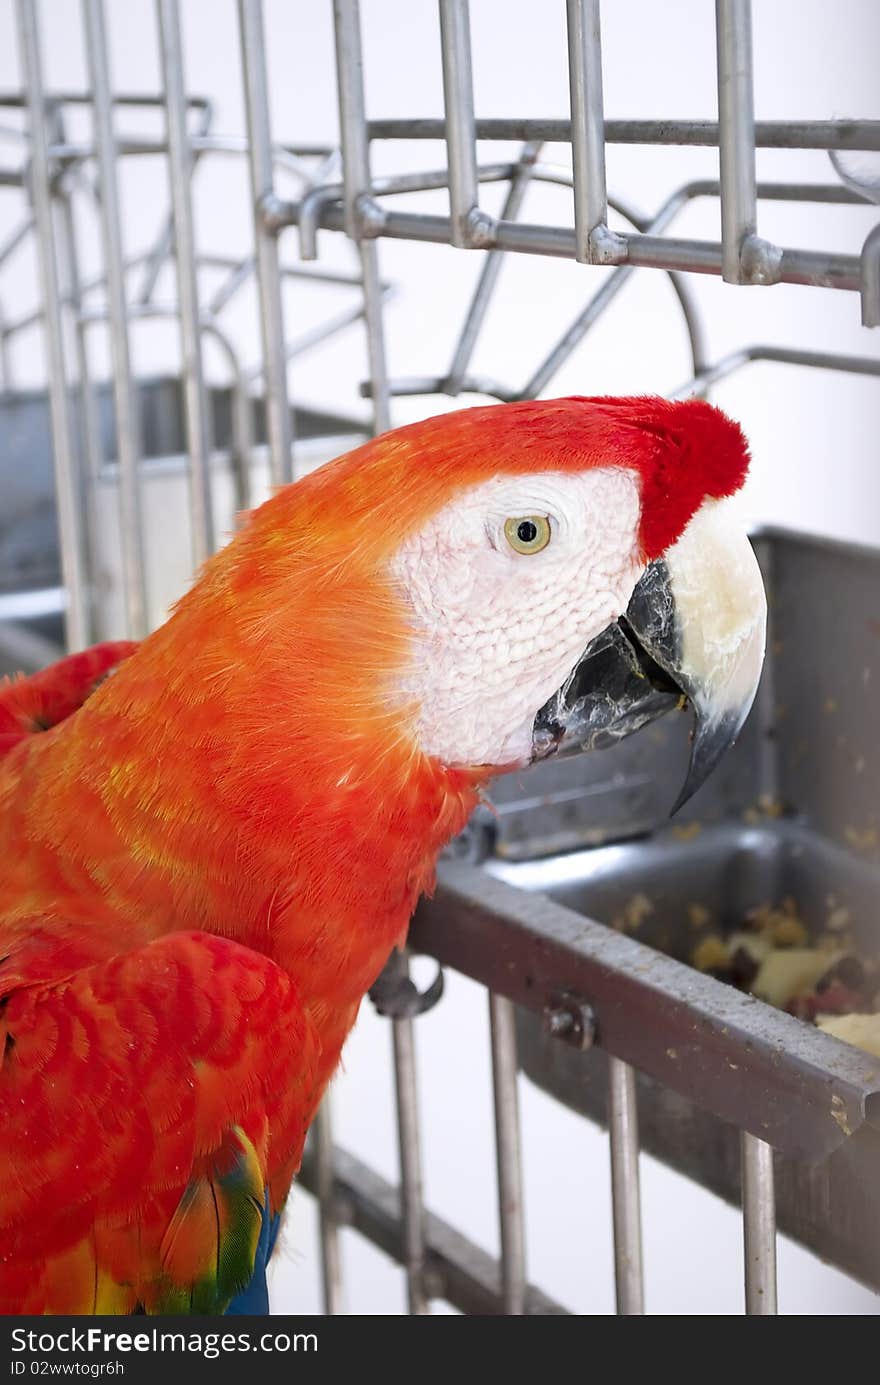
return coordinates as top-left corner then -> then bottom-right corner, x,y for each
543,992 -> 597,1051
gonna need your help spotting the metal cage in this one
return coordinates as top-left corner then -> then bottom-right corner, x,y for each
1,0 -> 879,1316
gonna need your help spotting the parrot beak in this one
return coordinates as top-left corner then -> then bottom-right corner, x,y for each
532,499 -> 767,813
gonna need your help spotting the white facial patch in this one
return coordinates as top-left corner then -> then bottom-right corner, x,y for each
390,467 -> 645,768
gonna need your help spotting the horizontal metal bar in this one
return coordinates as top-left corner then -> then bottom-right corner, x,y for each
0,88 -> 212,112
0,215 -> 34,270
45,134 -> 321,183
298,1143 -> 568,1315
689,178 -> 872,205
410,863 -> 880,1163
367,117 -> 880,150
0,586 -> 67,620
289,162 -> 521,256
360,372 -> 514,402
0,618 -> 63,673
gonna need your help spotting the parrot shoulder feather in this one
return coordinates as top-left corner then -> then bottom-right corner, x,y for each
0,928 -> 318,1314
0,641 -> 137,759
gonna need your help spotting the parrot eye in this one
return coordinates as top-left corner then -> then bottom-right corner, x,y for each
503,515 -> 552,555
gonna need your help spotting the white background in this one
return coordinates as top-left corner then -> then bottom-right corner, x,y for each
0,0 -> 878,1314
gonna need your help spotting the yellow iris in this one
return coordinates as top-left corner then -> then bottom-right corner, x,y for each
503,515 -> 552,555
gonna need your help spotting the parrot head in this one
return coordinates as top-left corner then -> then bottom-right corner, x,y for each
227,394 -> 765,811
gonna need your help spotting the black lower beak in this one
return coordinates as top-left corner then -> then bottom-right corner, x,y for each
531,506 -> 766,812
532,604 -> 682,762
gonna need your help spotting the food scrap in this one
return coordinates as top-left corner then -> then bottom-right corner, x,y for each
690,896 -> 879,1054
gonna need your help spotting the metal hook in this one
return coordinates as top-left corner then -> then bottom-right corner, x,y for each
369,951 -> 445,1019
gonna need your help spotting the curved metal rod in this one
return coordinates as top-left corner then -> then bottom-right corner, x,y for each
137,133 -> 338,309
77,302 -> 255,518
356,177 -> 703,403
828,148 -> 880,207
859,222 -> 880,328
363,171 -> 865,405
1,244 -> 387,345
294,161 -> 522,260
668,344 -> 880,400
244,285 -> 395,385
137,92 -> 216,307
446,141 -> 542,394
518,184 -> 702,397
360,372 -> 515,403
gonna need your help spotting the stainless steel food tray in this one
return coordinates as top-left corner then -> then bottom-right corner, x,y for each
480,526 -> 880,1291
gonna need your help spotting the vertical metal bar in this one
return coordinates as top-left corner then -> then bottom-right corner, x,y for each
741,1131 -> 778,1315
49,114 -> 104,638
715,0 -> 757,283
15,1 -> 89,651
438,0 -> 479,248
157,0 -> 216,565
0,304 -> 11,395
137,101 -> 213,307
54,189 -> 103,486
566,0 -> 610,264
237,0 -> 293,486
389,954 -> 429,1314
313,1099 -> 344,1315
358,242 -> 390,433
83,0 -> 149,638
331,0 -> 371,239
198,324 -> 253,514
607,1056 -> 645,1315
488,993 -> 526,1315
446,141 -> 540,393
332,0 -> 390,433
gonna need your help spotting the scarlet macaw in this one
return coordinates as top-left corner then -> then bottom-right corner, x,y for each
0,396 -> 765,1312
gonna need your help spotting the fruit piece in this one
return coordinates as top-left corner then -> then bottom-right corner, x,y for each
687,903 -> 711,930
768,913 -> 809,947
726,930 -> 773,965
691,935 -> 730,974
751,948 -> 842,1009
729,946 -> 760,988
